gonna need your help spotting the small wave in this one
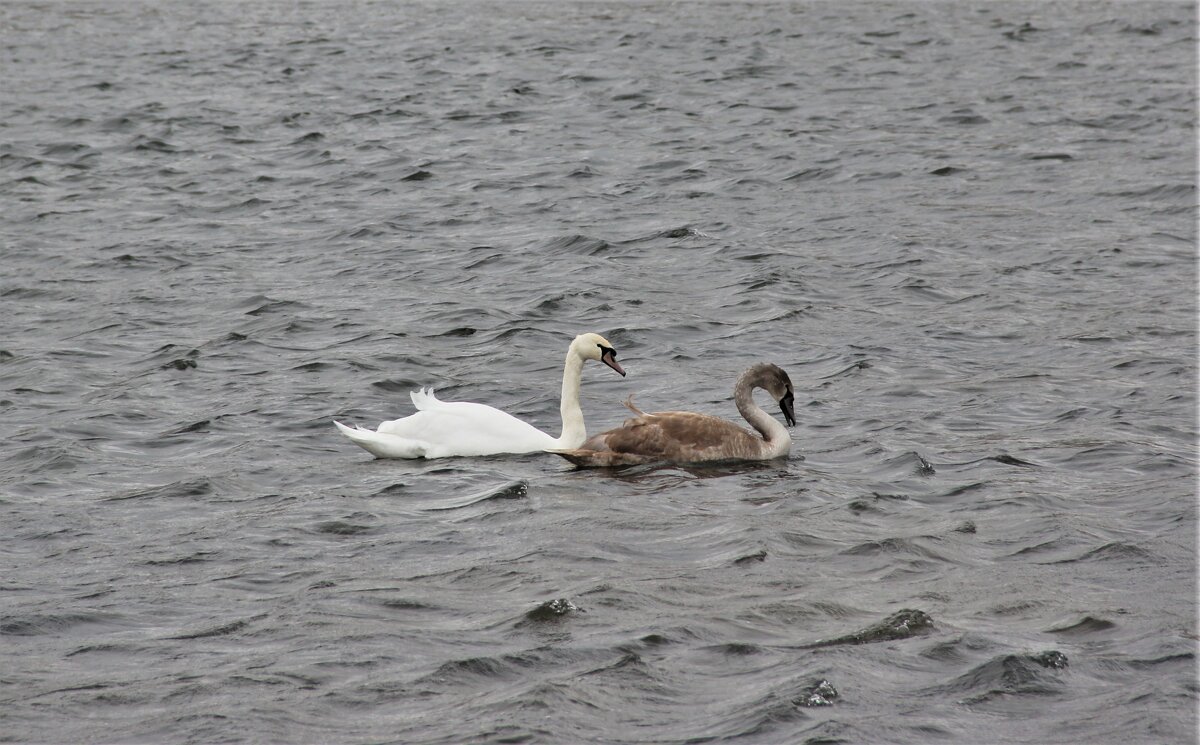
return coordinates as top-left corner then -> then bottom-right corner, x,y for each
802,609 -> 935,648
421,655 -> 517,686
521,598 -> 581,623
926,651 -> 1070,703
840,536 -> 949,561
104,477 -> 216,501
143,551 -> 219,566
424,480 -> 529,511
370,482 -> 408,497
128,135 -> 181,153
4,444 -> 81,475
871,450 -> 937,478
241,296 -> 308,316
213,197 -> 272,214
1,612 -> 122,636
1046,614 -> 1118,636
1066,113 -> 1162,132
618,225 -> 712,243
39,142 -> 92,157
375,597 -> 440,612
793,679 -> 839,707
937,481 -> 988,499
311,517 -> 379,536
938,112 -> 989,126
1099,183 -> 1195,201
733,549 -> 767,565
540,233 -> 611,255
171,615 -> 265,640
1049,541 -> 1162,566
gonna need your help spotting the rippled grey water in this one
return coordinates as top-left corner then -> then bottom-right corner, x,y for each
2,1 -> 1196,743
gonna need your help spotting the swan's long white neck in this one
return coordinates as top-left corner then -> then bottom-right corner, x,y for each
553,345 -> 587,448
734,375 -> 791,459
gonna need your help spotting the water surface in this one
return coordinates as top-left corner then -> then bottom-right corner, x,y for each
2,2 -> 1196,743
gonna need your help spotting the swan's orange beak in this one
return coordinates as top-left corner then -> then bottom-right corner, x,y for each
601,349 -> 626,377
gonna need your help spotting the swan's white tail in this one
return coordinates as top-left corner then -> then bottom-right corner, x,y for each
333,420 -> 426,459
409,387 -> 444,410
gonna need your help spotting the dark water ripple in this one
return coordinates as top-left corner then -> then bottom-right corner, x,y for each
2,1 -> 1196,743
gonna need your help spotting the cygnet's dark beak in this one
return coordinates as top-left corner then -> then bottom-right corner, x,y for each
600,347 -> 626,377
780,392 -> 796,427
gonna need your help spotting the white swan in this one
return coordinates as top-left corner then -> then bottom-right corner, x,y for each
334,332 -> 626,458
553,362 -> 795,467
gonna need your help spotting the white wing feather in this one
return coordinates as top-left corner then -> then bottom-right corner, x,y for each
336,389 -> 556,459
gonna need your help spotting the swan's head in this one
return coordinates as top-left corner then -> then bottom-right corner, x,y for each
573,332 -> 626,377
751,362 -> 795,427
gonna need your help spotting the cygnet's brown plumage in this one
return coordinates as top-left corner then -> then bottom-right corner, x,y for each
554,362 -> 796,467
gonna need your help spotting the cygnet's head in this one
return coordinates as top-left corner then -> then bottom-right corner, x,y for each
749,362 -> 795,427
